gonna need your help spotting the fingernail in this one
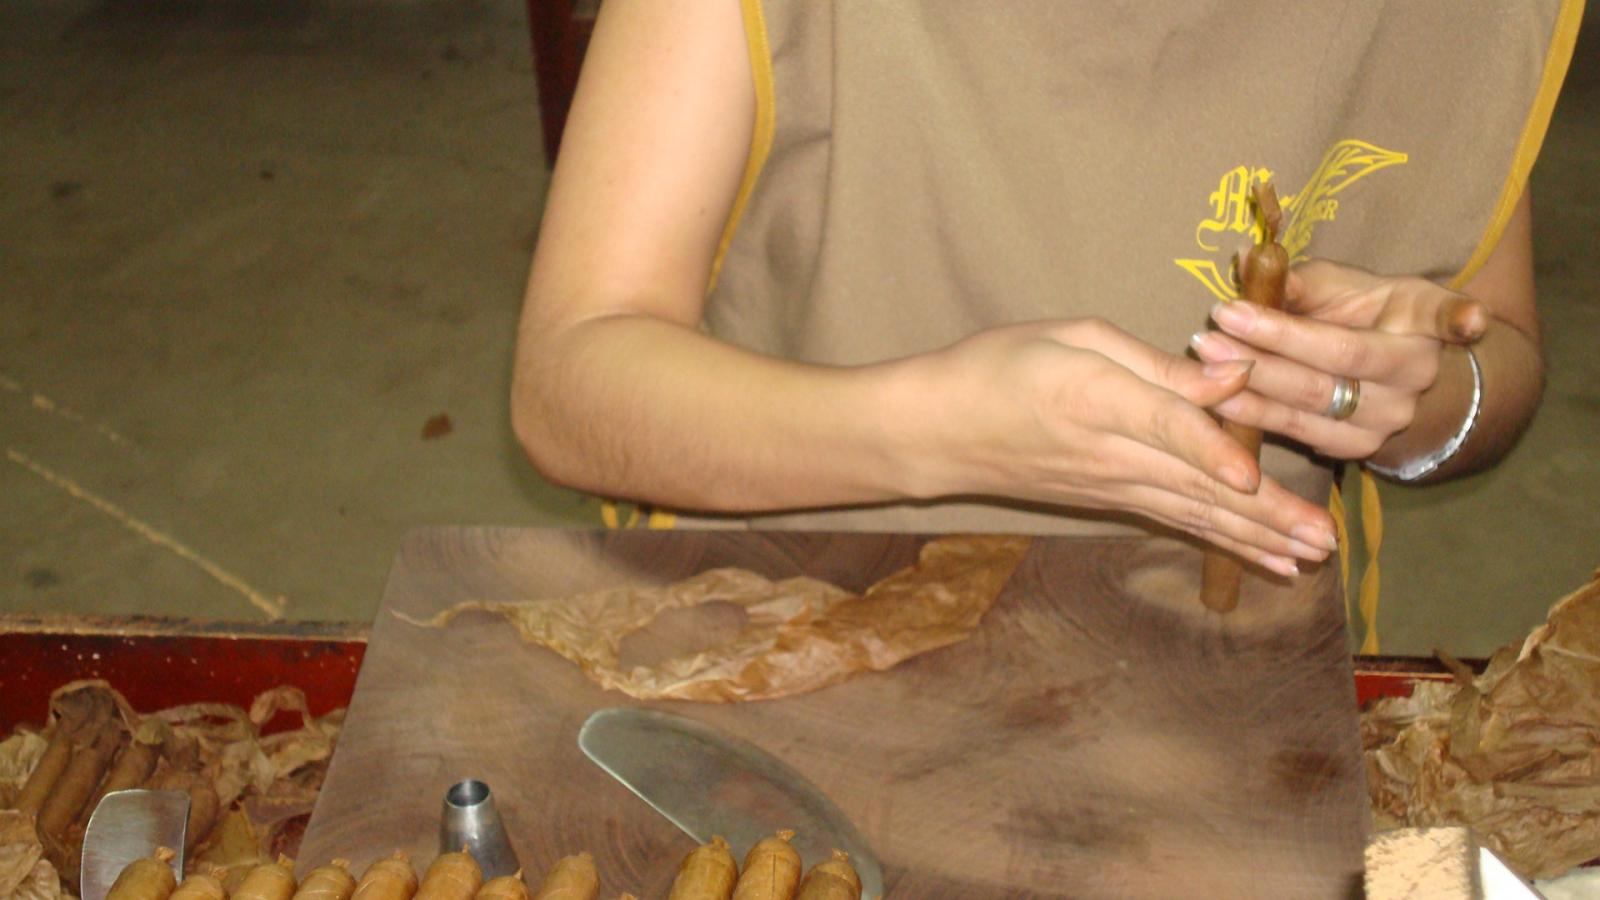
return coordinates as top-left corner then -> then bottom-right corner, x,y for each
1220,464 -> 1258,494
1288,540 -> 1328,561
1293,524 -> 1339,552
1261,554 -> 1299,578
1202,359 -> 1253,380
1211,300 -> 1257,334
1190,330 -> 1236,360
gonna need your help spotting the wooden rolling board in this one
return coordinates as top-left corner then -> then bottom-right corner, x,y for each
299,528 -> 1368,898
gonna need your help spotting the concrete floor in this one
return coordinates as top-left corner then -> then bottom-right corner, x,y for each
2,0 -> 1596,657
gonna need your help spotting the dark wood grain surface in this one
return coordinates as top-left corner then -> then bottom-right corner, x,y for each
299,529 -> 1368,898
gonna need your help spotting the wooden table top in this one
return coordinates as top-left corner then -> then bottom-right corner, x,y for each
299,528 -> 1368,899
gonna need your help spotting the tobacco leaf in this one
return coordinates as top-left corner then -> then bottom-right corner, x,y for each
190,808 -> 274,892
1363,569 -> 1600,879
153,686 -> 342,814
402,534 -> 1032,702
0,732 -> 48,810
0,810 -> 45,897
0,809 -> 65,900
7,857 -> 65,900
4,681 -> 343,896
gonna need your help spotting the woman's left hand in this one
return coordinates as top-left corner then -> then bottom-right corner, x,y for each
1188,259 -> 1487,461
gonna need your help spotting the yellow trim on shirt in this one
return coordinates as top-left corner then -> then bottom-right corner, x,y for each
1332,474 -> 1381,654
707,0 -> 778,295
1449,0 -> 1584,289
600,500 -> 678,530
1329,483 -> 1351,614
1357,469 -> 1384,655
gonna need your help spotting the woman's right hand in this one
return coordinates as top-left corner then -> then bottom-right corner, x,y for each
891,318 -> 1338,575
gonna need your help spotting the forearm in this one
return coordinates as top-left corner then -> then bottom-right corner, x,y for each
1367,315 -> 1543,482
514,310 -> 1339,568
512,314 -> 916,512
1368,189 -> 1542,483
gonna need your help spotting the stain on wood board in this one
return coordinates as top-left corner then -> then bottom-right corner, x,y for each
300,529 -> 1367,898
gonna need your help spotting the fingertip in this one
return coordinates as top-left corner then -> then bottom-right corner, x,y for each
1190,329 -> 1235,362
1185,359 -> 1252,407
1212,393 -> 1246,420
1202,359 -> 1254,381
1258,553 -> 1299,578
1445,300 -> 1489,343
1219,460 -> 1260,495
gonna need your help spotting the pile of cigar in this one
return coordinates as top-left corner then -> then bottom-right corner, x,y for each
104,832 -> 863,900
12,698 -> 221,883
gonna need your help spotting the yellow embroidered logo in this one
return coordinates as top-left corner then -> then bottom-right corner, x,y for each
1175,139 -> 1409,301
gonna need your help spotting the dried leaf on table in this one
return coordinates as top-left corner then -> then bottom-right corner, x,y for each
1363,569 -> 1600,880
400,534 -> 1032,702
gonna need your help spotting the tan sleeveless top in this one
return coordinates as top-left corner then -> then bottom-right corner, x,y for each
679,0 -> 1582,535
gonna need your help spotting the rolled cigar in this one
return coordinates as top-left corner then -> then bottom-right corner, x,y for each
293,859 -> 358,900
732,831 -> 801,900
13,725 -> 74,816
352,851 -> 419,900
475,872 -> 529,900
795,850 -> 861,900
233,856 -> 298,900
171,868 -> 229,900
36,720 -> 123,852
1200,182 -> 1290,613
533,852 -> 599,900
153,770 -> 220,852
665,838 -> 735,900
106,847 -> 180,900
416,849 -> 482,900
80,719 -> 163,827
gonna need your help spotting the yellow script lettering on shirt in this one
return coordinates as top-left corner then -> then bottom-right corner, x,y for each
1175,139 -> 1410,301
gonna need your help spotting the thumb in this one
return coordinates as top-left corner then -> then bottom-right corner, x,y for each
1173,359 -> 1255,408
1436,296 -> 1490,344
1377,286 -> 1489,344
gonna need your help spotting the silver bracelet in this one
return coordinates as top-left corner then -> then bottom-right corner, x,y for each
1366,347 -> 1483,482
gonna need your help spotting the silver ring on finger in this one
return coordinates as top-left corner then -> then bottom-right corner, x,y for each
1324,375 -> 1361,422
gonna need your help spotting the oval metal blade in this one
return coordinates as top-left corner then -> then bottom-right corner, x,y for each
79,789 -> 190,900
578,708 -> 883,899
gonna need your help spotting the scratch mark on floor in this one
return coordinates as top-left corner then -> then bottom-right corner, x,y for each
1,374 -> 131,447
6,447 -> 288,620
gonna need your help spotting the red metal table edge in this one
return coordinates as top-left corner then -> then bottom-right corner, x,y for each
1,612 -> 1462,731
0,613 -> 368,732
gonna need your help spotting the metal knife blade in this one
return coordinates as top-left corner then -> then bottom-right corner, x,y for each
79,789 -> 190,900
1480,846 -> 1545,899
578,708 -> 884,899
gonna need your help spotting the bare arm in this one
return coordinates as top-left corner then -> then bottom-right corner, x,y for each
511,0 -> 918,511
1377,189 -> 1542,480
512,0 -> 1338,570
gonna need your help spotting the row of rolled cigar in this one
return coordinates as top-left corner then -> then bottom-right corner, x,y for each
660,833 -> 859,900
105,832 -> 862,900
